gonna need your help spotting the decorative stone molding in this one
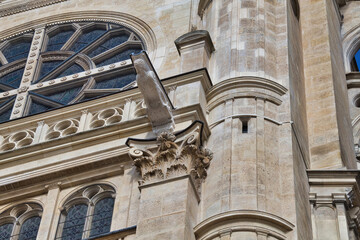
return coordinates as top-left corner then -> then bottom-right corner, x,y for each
127,121 -> 212,188
0,0 -> 68,18
194,210 -> 294,240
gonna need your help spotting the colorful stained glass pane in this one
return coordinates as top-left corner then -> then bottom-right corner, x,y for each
18,216 -> 41,240
47,30 -> 75,52
3,41 -> 31,63
0,223 -> 13,240
96,46 -> 142,67
89,198 -> 114,237
70,29 -> 106,52
0,68 -> 24,88
94,73 -> 136,89
88,34 -> 129,58
61,204 -> 88,240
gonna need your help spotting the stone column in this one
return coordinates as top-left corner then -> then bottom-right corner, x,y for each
174,30 -> 215,73
127,122 -> 212,240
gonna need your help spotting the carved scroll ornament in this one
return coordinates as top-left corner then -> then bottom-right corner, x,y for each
128,123 -> 212,187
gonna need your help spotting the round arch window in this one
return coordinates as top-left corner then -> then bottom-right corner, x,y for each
0,21 -> 144,123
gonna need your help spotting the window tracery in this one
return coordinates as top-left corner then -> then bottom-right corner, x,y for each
56,184 -> 115,240
0,203 -> 42,240
0,21 -> 144,123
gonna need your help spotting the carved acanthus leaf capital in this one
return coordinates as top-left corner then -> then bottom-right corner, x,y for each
128,122 -> 212,188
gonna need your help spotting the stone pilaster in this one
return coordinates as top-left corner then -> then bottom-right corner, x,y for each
127,121 -> 212,240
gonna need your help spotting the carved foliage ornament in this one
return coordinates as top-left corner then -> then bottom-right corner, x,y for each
128,124 -> 212,186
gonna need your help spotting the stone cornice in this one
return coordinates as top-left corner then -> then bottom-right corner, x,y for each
194,210 -> 294,240
0,0 -> 68,18
206,77 -> 287,111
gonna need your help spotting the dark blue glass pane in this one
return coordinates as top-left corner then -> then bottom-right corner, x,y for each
55,64 -> 84,78
94,73 -> 136,89
3,41 -> 31,63
0,68 -> 24,88
89,198 -> 114,237
18,216 -> 41,240
45,86 -> 82,104
47,30 -> 75,52
70,29 -> 106,52
61,204 -> 88,240
96,46 -> 142,67
38,60 -> 63,80
356,49 -> 360,71
88,34 -> 129,58
28,101 -> 53,115
0,104 -> 13,123
0,223 -> 13,240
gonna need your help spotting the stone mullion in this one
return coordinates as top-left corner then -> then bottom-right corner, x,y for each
27,60 -> 132,93
10,27 -> 46,119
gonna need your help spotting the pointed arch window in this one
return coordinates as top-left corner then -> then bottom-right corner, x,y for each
0,21 -> 144,123
0,203 -> 42,240
56,184 -> 115,240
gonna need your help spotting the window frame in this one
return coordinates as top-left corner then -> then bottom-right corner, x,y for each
55,184 -> 116,240
0,203 -> 42,240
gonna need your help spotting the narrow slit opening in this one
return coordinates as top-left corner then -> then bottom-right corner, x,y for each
242,119 -> 248,133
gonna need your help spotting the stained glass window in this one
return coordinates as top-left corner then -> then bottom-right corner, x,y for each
70,29 -> 106,52
88,33 -> 130,58
28,100 -> 54,115
47,30 -> 75,52
89,198 -> 115,237
18,216 -> 41,240
61,204 -> 88,240
0,68 -> 25,89
56,185 -> 115,239
96,46 -> 142,67
2,40 -> 31,63
0,203 -> 42,240
38,60 -> 63,80
94,73 -> 136,89
56,64 -> 84,79
0,21 -> 144,123
0,223 -> 13,240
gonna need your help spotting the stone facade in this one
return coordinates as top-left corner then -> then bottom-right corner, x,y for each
0,0 -> 360,239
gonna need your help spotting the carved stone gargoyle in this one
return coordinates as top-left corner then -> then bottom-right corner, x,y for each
131,52 -> 175,135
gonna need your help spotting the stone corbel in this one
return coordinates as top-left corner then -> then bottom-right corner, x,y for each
126,121 -> 212,191
131,52 -> 175,135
